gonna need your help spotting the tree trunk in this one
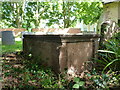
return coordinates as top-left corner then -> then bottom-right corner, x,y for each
63,1 -> 66,28
35,1 -> 39,28
21,0 -> 26,28
63,1 -> 70,28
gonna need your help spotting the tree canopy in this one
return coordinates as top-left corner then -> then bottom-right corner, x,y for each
0,1 -> 103,31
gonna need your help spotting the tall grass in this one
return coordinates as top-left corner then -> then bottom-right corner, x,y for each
96,32 -> 120,72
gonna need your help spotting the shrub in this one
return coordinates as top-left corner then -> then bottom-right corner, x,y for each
96,32 -> 120,72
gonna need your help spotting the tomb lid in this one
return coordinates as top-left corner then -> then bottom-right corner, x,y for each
102,0 -> 120,4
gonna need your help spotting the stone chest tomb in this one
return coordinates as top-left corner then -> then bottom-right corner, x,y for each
23,32 -> 100,75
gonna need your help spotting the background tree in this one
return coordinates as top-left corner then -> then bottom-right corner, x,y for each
0,1 -> 103,31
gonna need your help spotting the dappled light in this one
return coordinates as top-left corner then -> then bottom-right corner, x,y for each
1,0 -> 120,89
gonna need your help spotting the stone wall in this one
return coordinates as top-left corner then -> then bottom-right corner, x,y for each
101,2 -> 119,23
32,28 -> 81,34
0,28 -> 26,37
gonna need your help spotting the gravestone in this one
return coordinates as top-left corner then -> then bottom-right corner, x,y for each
2,31 -> 15,45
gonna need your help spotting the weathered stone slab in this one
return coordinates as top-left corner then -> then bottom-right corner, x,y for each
0,28 -> 26,37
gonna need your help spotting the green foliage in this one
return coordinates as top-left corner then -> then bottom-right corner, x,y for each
22,59 -> 68,89
1,2 -> 23,28
85,69 -> 120,89
89,71 -> 109,89
96,32 -> 120,72
1,1 -> 103,29
79,2 -> 103,25
3,51 -> 120,89
73,77 -> 85,89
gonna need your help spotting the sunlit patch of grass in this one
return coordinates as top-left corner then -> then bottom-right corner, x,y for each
2,41 -> 22,53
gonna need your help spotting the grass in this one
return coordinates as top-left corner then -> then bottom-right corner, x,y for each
2,41 -> 22,54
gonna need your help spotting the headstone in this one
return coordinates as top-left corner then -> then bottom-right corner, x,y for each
2,31 -> 15,45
